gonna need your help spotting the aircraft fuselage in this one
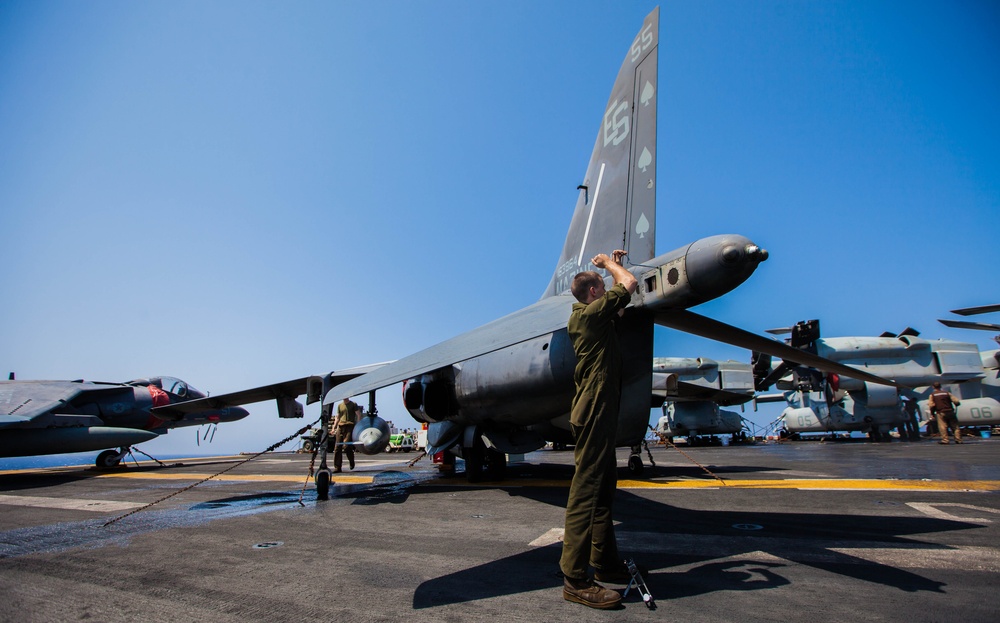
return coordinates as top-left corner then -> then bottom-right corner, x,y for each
401,234 -> 767,449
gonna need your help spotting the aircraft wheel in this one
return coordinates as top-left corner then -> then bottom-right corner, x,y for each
627,455 -> 643,477
315,469 -> 331,500
96,450 -> 122,468
484,448 -> 506,481
302,440 -> 314,453
463,442 -> 484,483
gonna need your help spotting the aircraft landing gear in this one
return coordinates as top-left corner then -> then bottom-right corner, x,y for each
462,431 -> 506,483
315,469 -> 332,500
96,447 -> 129,468
485,448 -> 506,481
627,441 -> 656,477
627,454 -> 643,476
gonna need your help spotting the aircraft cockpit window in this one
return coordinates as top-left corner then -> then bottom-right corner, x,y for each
153,377 -> 206,400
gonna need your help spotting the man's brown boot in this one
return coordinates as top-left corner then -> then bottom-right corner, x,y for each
563,577 -> 621,609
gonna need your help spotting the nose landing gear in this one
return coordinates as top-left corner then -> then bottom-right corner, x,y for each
96,447 -> 129,468
626,441 -> 656,477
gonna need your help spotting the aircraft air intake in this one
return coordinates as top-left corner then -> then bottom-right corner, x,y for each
402,371 -> 460,423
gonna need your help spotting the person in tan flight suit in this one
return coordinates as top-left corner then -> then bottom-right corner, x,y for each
332,397 -> 359,471
560,249 -> 638,610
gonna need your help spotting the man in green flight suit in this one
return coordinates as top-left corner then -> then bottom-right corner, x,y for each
560,249 -> 638,609
332,397 -> 359,472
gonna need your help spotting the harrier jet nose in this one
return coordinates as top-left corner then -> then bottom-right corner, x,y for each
685,234 -> 767,301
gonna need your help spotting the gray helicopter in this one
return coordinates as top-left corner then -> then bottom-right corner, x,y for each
651,357 -> 755,445
754,319 -> 985,441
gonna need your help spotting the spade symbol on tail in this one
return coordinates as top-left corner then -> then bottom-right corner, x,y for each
636,213 -> 650,238
641,81 -> 655,106
637,147 -> 652,172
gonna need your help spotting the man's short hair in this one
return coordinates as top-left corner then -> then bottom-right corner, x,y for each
933,381 -> 942,389
571,271 -> 602,303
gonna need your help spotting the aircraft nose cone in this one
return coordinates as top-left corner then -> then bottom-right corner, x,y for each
685,234 -> 768,301
746,244 -> 769,262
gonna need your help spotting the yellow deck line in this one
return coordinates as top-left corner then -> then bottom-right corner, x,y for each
414,477 -> 1000,491
92,472 -> 376,484
93,472 -> 1000,491
616,479 -> 1000,491
7,464 -> 998,492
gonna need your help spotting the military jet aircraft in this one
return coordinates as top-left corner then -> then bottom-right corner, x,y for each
0,364 -> 388,468
754,319 -> 985,440
309,8 -> 896,481
651,357 -> 755,445
0,375 -> 249,467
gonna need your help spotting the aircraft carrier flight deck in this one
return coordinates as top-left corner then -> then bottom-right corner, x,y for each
1,440 -> 998,622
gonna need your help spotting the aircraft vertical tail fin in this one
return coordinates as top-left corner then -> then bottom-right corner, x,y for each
542,7 -> 659,299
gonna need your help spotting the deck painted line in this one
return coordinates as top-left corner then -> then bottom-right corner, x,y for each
418,477 -> 1000,492
826,546 -> 1000,572
616,479 -> 1000,491
0,494 -> 144,513
906,502 -> 1000,524
92,472 -> 376,484
529,528 -> 565,547
615,532 -> 1000,572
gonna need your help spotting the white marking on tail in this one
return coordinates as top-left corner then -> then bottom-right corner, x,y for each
578,162 -> 606,266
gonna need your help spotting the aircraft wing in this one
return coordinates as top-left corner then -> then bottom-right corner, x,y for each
153,362 -> 392,417
324,294 -> 575,404
653,380 -> 755,405
655,309 -> 902,388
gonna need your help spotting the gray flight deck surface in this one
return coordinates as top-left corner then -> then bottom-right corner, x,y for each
1,441 -> 998,622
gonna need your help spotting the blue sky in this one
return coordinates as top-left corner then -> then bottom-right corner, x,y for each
1,1 -> 997,458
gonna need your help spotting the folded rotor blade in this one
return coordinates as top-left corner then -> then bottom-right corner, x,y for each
755,360 -> 792,391
938,319 -> 1000,332
951,304 -> 1000,316
655,309 -> 901,388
